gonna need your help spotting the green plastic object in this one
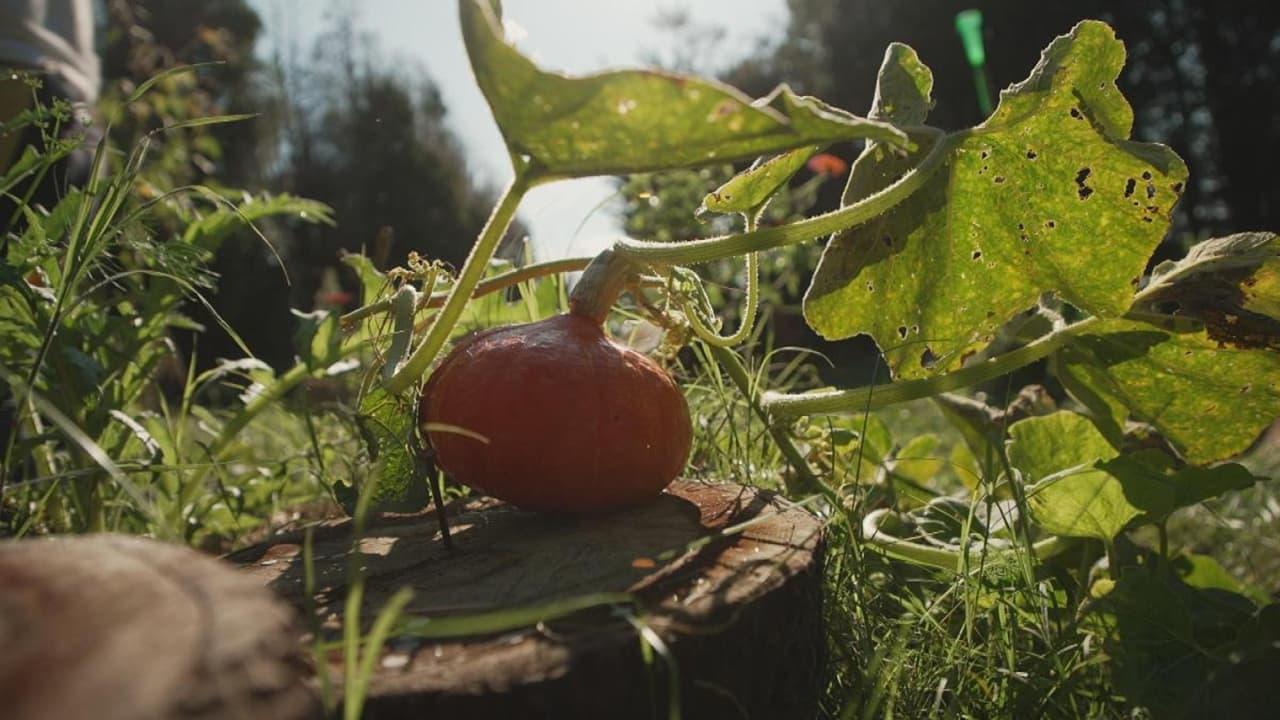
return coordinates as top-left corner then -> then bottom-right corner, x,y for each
954,9 -> 992,116
955,9 -> 986,67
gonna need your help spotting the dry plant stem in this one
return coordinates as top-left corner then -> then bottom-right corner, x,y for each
613,129 -> 950,266
569,248 -> 637,323
340,255 -> 595,328
426,458 -> 453,550
385,167 -> 534,395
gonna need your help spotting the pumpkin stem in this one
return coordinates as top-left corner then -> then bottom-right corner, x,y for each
570,248 -> 638,324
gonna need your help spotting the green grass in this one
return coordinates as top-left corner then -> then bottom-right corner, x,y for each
673,327 -> 1277,718
675,343 -> 1117,718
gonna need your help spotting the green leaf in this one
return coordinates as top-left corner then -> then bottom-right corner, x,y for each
1013,414 -> 1259,541
886,433 -> 945,507
341,252 -> 391,307
805,21 -> 1188,379
864,43 -> 935,126
292,309 -> 342,370
1165,463 -> 1260,508
0,145 -> 44,193
1246,260 -> 1280,320
1174,553 -> 1266,604
1056,317 -> 1280,465
339,388 -> 430,516
1009,411 -> 1161,541
460,0 -> 904,178
949,442 -> 985,492
829,412 -> 893,485
59,345 -> 104,388
891,433 -> 943,486
699,146 -> 817,219
1091,563 -> 1278,719
931,393 -> 1004,481
183,191 -> 333,252
125,62 -> 224,104
1023,465 -> 1145,543
9,189 -> 81,276
1099,450 -> 1260,518
161,113 -> 259,131
1008,411 -> 1118,480
830,42 -> 935,239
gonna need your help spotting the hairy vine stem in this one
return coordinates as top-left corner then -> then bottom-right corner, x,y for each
613,129 -> 950,266
761,316 -> 1100,417
341,255 -> 594,328
861,507 -> 1078,572
385,166 -> 534,395
680,215 -> 763,347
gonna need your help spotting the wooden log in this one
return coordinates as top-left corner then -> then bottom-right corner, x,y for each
231,479 -> 826,719
0,534 -> 319,720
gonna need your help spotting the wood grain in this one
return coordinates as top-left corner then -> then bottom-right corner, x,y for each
231,480 -> 826,719
0,534 -> 318,720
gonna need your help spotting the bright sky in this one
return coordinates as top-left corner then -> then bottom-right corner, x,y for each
251,0 -> 788,260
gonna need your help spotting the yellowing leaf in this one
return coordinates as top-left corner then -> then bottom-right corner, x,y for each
460,0 -> 904,178
1139,232 -> 1280,349
1056,317 -> 1280,465
805,21 -> 1188,379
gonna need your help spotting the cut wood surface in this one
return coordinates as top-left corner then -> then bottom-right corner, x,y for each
0,534 -> 318,720
231,479 -> 826,719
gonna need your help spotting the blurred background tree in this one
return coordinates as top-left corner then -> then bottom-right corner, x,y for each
100,0 -> 518,372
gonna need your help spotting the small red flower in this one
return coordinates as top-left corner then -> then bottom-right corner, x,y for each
317,290 -> 354,308
807,153 -> 849,177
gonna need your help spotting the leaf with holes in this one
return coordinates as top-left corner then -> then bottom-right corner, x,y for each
460,0 -> 904,178
805,21 -> 1188,379
1056,317 -> 1280,465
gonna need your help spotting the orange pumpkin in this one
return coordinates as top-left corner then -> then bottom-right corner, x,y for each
419,313 -> 691,513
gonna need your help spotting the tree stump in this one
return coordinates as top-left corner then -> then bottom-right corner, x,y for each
231,480 -> 826,719
0,534 -> 318,720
